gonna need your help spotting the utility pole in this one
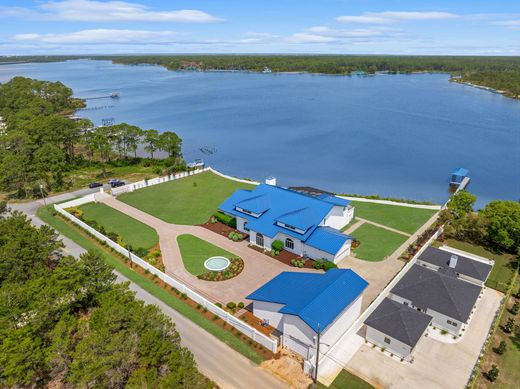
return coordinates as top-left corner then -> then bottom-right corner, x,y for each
314,323 -> 321,385
39,183 -> 46,206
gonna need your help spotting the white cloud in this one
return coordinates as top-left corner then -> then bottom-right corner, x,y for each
238,32 -> 280,44
0,0 -> 222,23
287,26 -> 396,44
493,20 -> 520,29
13,29 -> 176,44
337,11 -> 458,24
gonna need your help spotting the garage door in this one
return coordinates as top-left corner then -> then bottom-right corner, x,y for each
284,334 -> 311,359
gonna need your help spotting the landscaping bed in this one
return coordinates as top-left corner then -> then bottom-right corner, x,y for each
198,257 -> 244,281
240,310 -> 278,337
201,218 -> 249,241
38,205 -> 272,364
248,244 -> 315,269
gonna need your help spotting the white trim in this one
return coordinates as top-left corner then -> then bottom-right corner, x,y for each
338,195 -> 441,210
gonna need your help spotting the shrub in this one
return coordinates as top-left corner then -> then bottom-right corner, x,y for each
238,302 -> 245,309
226,302 -> 236,310
495,340 -> 507,355
504,317 -> 515,333
106,231 -> 119,242
181,293 -> 188,300
440,329 -> 448,335
271,240 -> 283,252
153,166 -> 163,175
313,259 -> 337,271
215,302 -> 222,308
511,302 -> 519,315
214,211 -> 236,228
211,216 -> 217,224
486,365 -> 499,382
133,247 -> 149,258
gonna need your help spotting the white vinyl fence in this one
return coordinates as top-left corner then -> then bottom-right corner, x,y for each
110,167 -> 209,196
55,199 -> 278,353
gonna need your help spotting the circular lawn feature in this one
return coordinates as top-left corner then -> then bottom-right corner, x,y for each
204,256 -> 230,272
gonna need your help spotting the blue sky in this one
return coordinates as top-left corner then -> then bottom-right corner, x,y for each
0,0 -> 519,55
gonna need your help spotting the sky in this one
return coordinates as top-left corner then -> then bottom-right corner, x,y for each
0,0 -> 519,55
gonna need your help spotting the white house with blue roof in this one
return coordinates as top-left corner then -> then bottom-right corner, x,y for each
247,269 -> 368,359
219,183 -> 355,263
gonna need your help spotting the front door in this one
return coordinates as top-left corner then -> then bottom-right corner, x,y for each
256,233 -> 264,247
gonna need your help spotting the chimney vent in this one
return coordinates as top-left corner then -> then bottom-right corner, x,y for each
265,176 -> 277,186
449,255 -> 458,268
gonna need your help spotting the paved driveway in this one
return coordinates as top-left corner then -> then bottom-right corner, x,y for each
346,287 -> 502,389
96,193 -> 313,303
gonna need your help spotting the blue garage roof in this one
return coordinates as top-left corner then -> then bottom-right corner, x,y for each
219,184 -> 352,255
247,269 -> 368,332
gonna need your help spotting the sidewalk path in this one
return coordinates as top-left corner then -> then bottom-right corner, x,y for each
356,217 -> 411,237
343,219 -> 365,235
96,193 -> 312,303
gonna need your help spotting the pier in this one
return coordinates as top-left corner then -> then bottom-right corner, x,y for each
82,92 -> 120,101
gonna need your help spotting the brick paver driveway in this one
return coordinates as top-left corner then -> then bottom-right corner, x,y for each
96,193 -> 313,303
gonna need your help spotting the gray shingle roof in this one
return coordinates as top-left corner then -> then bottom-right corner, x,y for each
364,298 -> 432,347
391,264 -> 482,322
419,247 -> 492,282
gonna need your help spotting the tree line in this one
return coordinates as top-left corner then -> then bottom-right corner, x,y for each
0,77 -> 183,198
442,191 -> 520,255
0,205 -> 214,387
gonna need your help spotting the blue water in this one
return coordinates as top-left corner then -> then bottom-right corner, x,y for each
1,59 -> 518,206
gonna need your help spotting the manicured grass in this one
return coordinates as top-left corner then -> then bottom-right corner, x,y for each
351,201 -> 436,235
318,370 -> 374,389
78,202 -> 158,250
441,239 -> 516,293
177,234 -> 237,276
37,205 -> 265,364
352,223 -> 408,261
118,171 -> 255,225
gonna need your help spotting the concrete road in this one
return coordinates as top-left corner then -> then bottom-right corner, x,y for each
9,193 -> 287,389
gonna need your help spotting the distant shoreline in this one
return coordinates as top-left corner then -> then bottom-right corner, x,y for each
449,78 -> 518,99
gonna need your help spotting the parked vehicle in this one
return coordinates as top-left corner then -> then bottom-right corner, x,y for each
110,180 -> 125,188
88,182 -> 103,188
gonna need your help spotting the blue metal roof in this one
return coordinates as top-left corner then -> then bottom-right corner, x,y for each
247,269 -> 368,332
317,194 -> 350,207
452,167 -> 469,177
218,184 -> 352,254
306,227 -> 353,255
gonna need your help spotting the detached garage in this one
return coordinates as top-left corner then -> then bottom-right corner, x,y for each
364,298 -> 432,360
247,269 -> 368,360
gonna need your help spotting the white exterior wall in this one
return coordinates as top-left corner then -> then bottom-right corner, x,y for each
252,301 -> 285,331
249,231 -> 273,250
323,206 -> 351,230
333,240 -> 352,263
274,232 -> 304,256
302,244 -> 335,262
425,308 -> 463,335
235,216 -> 248,233
388,293 -> 464,336
322,295 -> 363,346
365,326 -> 413,359
283,315 -> 316,359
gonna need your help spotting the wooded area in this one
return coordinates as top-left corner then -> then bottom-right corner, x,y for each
0,77 -> 183,198
0,207 -> 213,387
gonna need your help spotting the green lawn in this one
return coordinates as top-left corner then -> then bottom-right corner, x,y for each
118,171 -> 255,225
351,201 -> 437,235
441,239 -> 516,293
78,202 -> 158,250
177,234 -> 237,276
37,205 -> 265,364
318,370 -> 374,389
352,223 -> 408,261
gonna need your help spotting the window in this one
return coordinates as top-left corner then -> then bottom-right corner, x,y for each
256,233 -> 264,247
285,238 -> 294,250
447,320 -> 458,327
403,302 -> 409,306
384,337 -> 391,344
244,222 -> 250,232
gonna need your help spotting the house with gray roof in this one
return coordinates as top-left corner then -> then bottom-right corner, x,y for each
417,246 -> 493,286
364,298 -> 432,359
388,264 -> 482,335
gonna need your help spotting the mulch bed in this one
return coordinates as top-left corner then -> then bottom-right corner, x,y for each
200,219 -> 249,241
248,244 -> 316,269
